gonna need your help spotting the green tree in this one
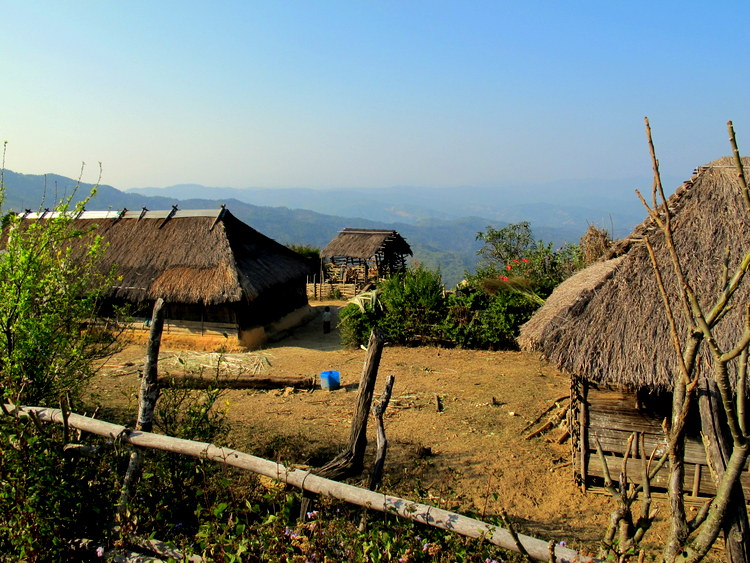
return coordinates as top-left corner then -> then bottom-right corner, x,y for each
0,151 -> 124,560
0,193 -> 118,407
475,221 -> 534,268
474,221 -> 581,296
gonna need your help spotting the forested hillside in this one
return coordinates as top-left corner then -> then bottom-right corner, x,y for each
2,169 -> 602,286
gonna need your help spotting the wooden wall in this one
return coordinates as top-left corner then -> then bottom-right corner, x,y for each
306,282 -> 359,300
572,380 -> 750,497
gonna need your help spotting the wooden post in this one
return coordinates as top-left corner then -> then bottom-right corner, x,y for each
369,375 -> 395,491
138,298 -> 165,433
691,464 -> 702,497
160,375 -> 313,390
579,379 -> 589,492
116,298 -> 165,521
698,376 -> 750,563
316,329 -> 385,480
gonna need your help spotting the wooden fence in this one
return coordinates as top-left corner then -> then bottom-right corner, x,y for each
8,404 -> 591,563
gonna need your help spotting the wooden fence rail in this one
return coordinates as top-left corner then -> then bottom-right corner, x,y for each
6,404 -> 592,563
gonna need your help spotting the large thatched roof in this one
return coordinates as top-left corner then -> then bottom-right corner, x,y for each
23,207 -> 311,306
519,156 -> 750,390
321,228 -> 412,259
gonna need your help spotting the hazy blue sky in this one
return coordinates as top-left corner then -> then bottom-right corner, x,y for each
2,1 -> 748,191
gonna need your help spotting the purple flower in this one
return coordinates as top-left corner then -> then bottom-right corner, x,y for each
96,546 -> 105,558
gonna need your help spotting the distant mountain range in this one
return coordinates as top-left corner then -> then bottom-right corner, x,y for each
1,169 -> 680,287
127,179 -> 660,233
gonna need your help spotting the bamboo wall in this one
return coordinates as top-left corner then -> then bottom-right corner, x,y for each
306,282 -> 359,300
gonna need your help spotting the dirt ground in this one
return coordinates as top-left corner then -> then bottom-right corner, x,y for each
87,300 -> 675,555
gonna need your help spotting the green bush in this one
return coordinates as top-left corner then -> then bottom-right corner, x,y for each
440,288 -> 539,350
0,203 -> 120,406
339,265 -> 540,350
0,159 -> 126,559
339,301 -> 377,347
0,416 -> 119,561
377,266 -> 446,344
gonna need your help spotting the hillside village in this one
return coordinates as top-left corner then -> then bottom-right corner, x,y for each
2,149 -> 750,561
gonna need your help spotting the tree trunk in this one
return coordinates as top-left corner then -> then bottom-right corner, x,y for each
160,375 -> 313,390
697,377 -> 750,563
665,377 -> 690,563
116,299 -> 166,521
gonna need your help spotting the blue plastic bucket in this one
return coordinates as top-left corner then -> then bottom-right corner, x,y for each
320,370 -> 341,390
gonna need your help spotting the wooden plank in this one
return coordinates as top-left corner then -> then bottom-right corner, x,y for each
580,380 -> 589,491
692,464 -> 702,497
589,407 -> 665,434
587,426 -> 707,466
586,486 -> 741,507
586,452 -> 750,498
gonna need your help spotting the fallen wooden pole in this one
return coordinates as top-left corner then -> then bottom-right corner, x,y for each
160,375 -> 314,390
7,404 -> 592,563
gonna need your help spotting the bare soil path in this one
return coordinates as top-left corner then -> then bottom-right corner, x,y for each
88,300 -> 664,555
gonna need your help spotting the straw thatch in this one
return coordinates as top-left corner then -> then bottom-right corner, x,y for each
519,156 -> 750,390
23,207 -> 311,309
516,257 -> 624,351
321,228 -> 412,260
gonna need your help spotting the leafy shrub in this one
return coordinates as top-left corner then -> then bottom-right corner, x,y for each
188,490 -> 515,562
339,265 -> 539,350
0,160 -> 125,559
122,383 -> 231,541
286,244 -> 319,261
377,266 -> 446,344
441,288 -> 539,349
0,416 -> 119,561
0,199 -> 121,407
339,301 -> 377,347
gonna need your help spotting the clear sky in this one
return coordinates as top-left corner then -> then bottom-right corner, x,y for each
2,1 -> 748,191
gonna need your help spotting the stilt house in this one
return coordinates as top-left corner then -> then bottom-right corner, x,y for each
315,228 -> 412,297
22,206 -> 314,349
518,157 -> 750,497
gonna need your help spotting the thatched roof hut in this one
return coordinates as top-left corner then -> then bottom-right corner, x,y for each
518,156 -> 750,495
320,228 -> 412,284
520,156 -> 750,389
23,206 -> 314,349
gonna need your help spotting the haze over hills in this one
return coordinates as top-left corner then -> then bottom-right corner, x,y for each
2,169 -> 678,286
127,176 -> 668,235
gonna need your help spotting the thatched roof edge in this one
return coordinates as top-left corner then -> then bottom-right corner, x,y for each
520,156 -> 750,391
321,228 -> 412,259
517,257 -> 624,352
